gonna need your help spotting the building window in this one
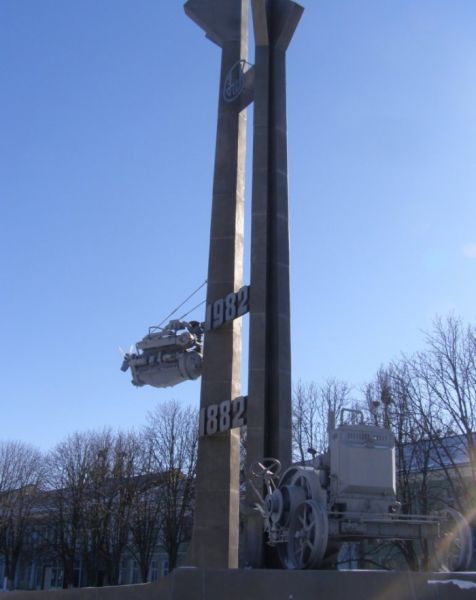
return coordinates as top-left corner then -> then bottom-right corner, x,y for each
149,559 -> 158,582
119,559 -> 129,585
131,561 -> 139,585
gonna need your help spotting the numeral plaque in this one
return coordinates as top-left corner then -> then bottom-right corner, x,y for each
199,396 -> 247,437
205,286 -> 249,331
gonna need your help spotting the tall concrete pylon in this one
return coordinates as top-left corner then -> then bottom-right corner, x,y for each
245,0 -> 303,568
184,0 -> 249,569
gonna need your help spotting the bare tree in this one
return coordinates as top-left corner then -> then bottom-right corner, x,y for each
80,430 -> 140,587
47,429 -> 141,588
0,441 -> 44,589
102,431 -> 141,586
407,316 -> 476,514
128,437 -> 164,583
292,379 -> 351,463
144,400 -> 198,571
46,432 -> 95,588
359,316 -> 476,569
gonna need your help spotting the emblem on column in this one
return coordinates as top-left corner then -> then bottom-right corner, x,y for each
223,59 -> 246,102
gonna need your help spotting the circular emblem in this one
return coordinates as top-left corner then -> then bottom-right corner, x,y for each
223,59 -> 246,103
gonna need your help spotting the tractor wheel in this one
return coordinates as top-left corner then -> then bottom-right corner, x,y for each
286,500 -> 329,569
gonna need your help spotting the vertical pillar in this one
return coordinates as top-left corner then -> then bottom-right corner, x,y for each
184,0 -> 248,569
245,0 -> 303,568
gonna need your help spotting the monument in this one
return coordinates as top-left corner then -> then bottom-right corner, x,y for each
183,0 -> 303,569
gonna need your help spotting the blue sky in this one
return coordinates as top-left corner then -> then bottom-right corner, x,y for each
1,1 -> 475,451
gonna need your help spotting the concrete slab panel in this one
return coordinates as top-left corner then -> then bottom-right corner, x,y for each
11,570 -> 476,600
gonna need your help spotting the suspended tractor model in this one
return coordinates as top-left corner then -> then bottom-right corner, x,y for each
120,320 -> 203,388
250,410 -> 473,571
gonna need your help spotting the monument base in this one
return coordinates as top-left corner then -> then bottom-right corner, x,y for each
164,568 -> 476,599
9,568 -> 476,600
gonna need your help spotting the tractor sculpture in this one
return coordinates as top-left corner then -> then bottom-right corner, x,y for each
250,409 -> 473,571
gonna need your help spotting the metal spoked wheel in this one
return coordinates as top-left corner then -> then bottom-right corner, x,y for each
250,458 -> 282,481
279,466 -> 322,501
287,500 -> 328,569
437,508 -> 473,572
249,458 -> 282,503
290,469 -> 322,501
278,466 -> 302,488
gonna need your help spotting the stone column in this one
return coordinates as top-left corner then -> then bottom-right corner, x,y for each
184,0 -> 248,569
245,0 -> 303,568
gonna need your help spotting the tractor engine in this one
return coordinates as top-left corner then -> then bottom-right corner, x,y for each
121,320 -> 203,388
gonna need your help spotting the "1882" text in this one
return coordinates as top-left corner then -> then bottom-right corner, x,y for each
199,396 -> 247,436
